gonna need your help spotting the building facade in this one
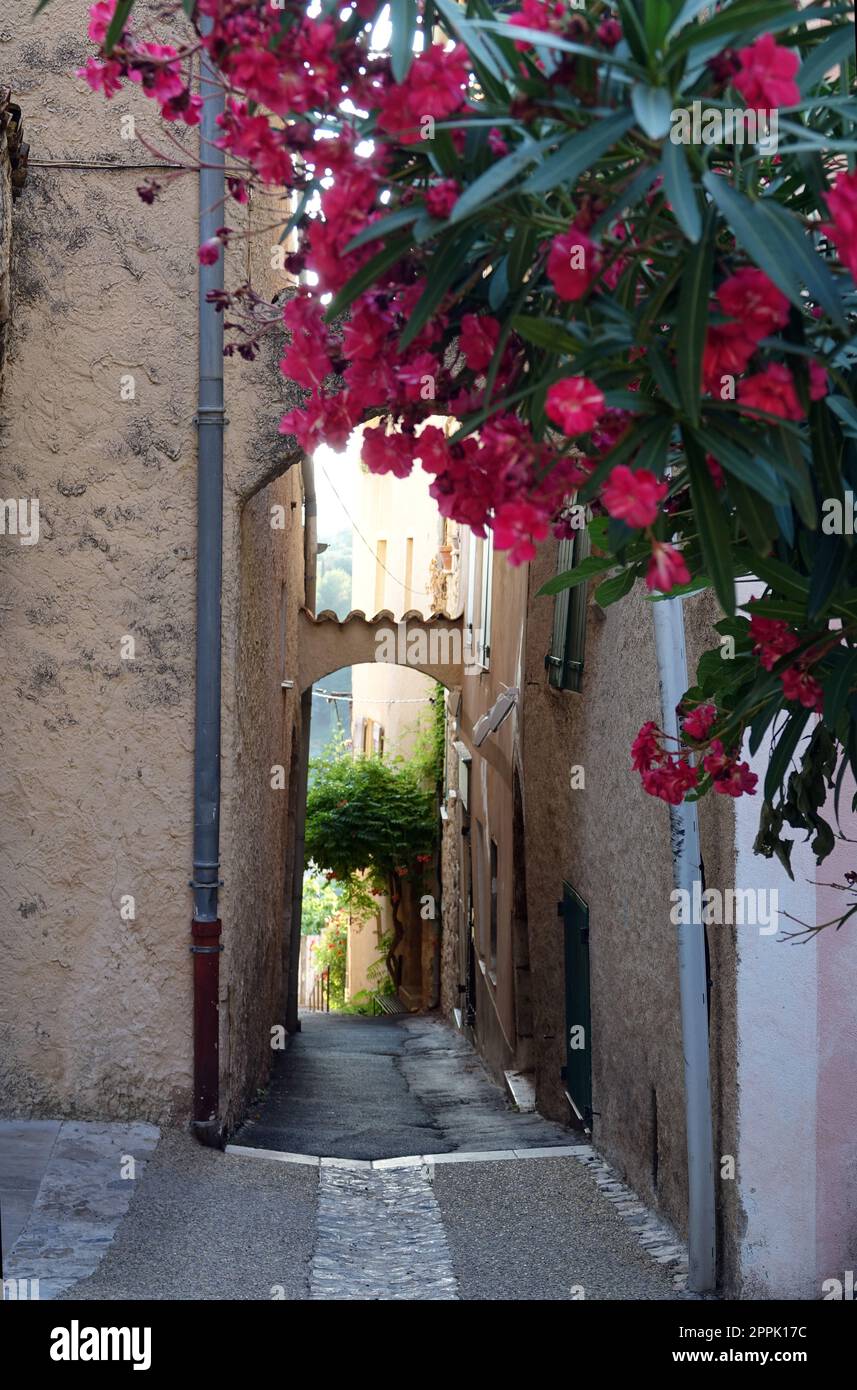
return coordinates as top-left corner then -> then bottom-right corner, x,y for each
348,450 -> 444,1008
441,521 -> 857,1298
0,1 -> 307,1130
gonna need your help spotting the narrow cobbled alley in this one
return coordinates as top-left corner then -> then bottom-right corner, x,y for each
23,1015 -> 691,1302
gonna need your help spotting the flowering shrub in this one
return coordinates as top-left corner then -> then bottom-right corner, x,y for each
311,911 -> 349,1008
71,0 -> 857,882
304,741 -> 436,984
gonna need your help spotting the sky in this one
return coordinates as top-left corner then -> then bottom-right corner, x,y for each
313,438 -> 361,543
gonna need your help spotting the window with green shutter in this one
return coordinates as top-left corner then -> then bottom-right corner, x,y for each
545,525 -> 590,692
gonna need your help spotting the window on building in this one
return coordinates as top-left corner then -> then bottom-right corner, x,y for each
464,533 -> 493,670
489,838 -> 498,979
545,523 -> 590,692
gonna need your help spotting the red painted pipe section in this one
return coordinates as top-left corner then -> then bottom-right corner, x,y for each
192,919 -> 222,1125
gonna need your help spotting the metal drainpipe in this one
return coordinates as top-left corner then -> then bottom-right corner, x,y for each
190,29 -> 226,1145
653,595 -> 716,1292
285,456 -> 317,1033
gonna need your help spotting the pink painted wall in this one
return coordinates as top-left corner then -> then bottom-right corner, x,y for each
815,772 -> 857,1292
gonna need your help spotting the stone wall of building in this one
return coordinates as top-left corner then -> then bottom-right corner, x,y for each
523,542 -> 739,1274
0,0 -> 305,1127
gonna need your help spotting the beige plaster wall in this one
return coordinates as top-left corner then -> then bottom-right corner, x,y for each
523,543 -> 738,1265
0,0 -> 305,1126
451,532 -> 529,1077
349,455 -> 440,758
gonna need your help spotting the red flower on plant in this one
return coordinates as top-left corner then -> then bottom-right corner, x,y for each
641,756 -> 700,806
749,615 -> 800,670
780,665 -> 824,712
547,228 -> 601,301
545,376 -> 605,435
197,238 -> 221,266
682,703 -> 718,741
716,268 -> 790,340
492,500 -> 550,565
597,18 -> 623,49
824,168 -> 857,281
459,314 -> 501,373
601,465 -> 667,529
646,541 -> 690,593
738,364 -> 804,421
733,33 -> 800,112
702,741 -> 758,797
425,179 -> 461,220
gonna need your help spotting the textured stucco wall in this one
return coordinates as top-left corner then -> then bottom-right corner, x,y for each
0,105 -> 12,394
0,0 -> 304,1126
452,532 -> 528,1078
220,463 -> 304,1129
523,542 -> 737,1269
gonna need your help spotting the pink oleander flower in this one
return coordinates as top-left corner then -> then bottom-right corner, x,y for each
459,314 -> 501,373
716,268 -> 790,341
547,227 -> 601,301
702,741 -> 758,796
631,720 -> 661,772
492,500 -> 551,565
601,465 -> 667,529
641,756 -> 700,806
197,238 -> 221,266
809,361 -> 829,400
702,325 -> 755,396
88,0 -> 120,46
749,615 -> 800,671
361,426 -> 415,479
508,0 -> 568,48
738,363 -> 804,421
824,168 -> 857,281
646,541 -> 690,593
162,91 -> 203,126
425,179 -> 461,220
780,665 -> 824,712
77,56 -> 124,98
545,376 -> 605,435
682,703 -> 718,741
705,453 -> 725,489
597,17 -> 623,49
279,339 -> 333,393
376,43 -> 469,143
733,33 -> 800,112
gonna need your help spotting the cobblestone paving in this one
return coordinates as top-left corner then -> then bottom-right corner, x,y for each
3,1120 -> 159,1299
311,1165 -> 459,1300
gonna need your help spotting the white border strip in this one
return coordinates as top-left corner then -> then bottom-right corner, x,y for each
224,1142 -> 589,1169
225,1140 -> 690,1291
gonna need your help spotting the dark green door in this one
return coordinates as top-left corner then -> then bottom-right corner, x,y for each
561,882 -> 592,1128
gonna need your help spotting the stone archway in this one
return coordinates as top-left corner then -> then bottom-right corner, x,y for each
297,607 -> 465,693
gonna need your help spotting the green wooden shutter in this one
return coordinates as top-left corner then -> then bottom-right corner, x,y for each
561,881 -> 592,1128
545,526 -> 590,692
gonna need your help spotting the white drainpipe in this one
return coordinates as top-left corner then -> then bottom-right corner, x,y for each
653,594 -> 716,1293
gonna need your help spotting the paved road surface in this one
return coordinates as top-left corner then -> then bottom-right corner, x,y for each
4,1012 -> 687,1300
233,1011 -> 579,1158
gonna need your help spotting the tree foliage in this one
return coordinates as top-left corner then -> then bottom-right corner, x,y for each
71,1 -> 857,893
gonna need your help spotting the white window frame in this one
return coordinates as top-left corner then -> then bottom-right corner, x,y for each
464,533 -> 493,672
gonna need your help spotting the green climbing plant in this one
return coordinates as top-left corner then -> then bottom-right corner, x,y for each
304,737 -> 437,987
